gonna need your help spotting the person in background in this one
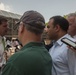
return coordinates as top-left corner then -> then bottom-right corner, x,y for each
6,38 -> 11,49
0,16 -> 8,72
43,26 -> 53,51
1,10 -> 52,75
65,13 -> 76,75
46,16 -> 73,75
67,13 -> 76,38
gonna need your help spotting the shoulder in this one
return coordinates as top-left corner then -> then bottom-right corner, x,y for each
8,47 -> 51,65
4,47 -> 52,75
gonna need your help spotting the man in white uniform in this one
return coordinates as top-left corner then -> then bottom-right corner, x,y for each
0,16 -> 8,71
46,16 -> 73,75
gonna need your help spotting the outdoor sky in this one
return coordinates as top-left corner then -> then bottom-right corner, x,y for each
0,0 -> 76,22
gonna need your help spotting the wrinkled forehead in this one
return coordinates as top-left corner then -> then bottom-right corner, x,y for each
66,17 -> 76,26
67,16 -> 76,22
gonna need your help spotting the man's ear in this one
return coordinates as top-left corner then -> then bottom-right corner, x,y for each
19,24 -> 24,33
54,24 -> 60,32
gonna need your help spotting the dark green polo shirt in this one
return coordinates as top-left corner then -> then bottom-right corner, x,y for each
2,42 -> 52,75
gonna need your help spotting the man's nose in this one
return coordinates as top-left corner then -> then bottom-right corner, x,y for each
44,26 -> 48,32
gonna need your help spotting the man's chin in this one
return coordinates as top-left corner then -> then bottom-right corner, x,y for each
1,34 -> 5,37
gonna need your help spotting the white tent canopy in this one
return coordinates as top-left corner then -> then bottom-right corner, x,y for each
0,10 -> 21,19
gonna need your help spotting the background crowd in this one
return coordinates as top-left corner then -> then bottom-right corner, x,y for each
0,11 -> 76,75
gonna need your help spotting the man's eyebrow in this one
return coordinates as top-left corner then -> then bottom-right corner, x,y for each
47,25 -> 50,28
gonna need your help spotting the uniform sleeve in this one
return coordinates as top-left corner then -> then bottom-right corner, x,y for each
1,63 -> 21,75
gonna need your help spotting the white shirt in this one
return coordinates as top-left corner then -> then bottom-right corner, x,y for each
0,36 -> 6,67
49,34 -> 73,75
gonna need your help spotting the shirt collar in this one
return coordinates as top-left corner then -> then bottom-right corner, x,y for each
56,34 -> 71,46
21,42 -> 44,51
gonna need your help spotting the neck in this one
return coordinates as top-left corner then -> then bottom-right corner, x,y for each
21,33 -> 42,46
55,31 -> 67,41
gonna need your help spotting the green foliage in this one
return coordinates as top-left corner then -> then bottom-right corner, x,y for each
63,15 -> 67,19
45,22 -> 48,26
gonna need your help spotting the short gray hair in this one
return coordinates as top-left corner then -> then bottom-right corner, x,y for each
67,13 -> 76,18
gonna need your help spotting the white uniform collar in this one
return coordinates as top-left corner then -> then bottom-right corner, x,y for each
56,34 -> 71,46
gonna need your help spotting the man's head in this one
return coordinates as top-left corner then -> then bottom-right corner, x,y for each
17,10 -> 45,43
67,13 -> 76,36
46,16 -> 69,40
0,16 -> 8,36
